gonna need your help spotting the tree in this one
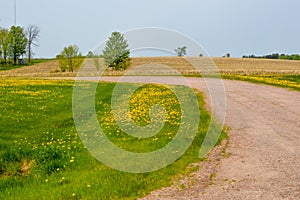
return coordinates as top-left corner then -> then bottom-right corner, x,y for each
0,28 -> 10,64
86,51 -> 94,58
175,46 -> 187,57
7,26 -> 28,65
58,45 -> 83,72
102,31 -> 131,70
26,25 -> 40,63
280,53 -> 300,60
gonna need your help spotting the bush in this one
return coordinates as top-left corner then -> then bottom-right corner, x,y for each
57,45 -> 83,72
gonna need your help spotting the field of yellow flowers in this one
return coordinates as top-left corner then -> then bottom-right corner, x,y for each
0,79 -> 226,199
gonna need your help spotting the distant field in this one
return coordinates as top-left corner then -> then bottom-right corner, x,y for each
0,60 -> 65,77
131,57 -> 300,75
0,59 -> 51,71
1,57 -> 299,77
213,57 -> 300,75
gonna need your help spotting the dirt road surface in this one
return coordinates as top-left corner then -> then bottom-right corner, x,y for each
94,77 -> 300,200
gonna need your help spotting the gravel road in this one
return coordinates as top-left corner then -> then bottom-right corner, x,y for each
94,76 -> 300,200
185,78 -> 299,200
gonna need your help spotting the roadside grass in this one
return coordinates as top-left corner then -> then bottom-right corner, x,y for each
0,59 -> 51,71
222,74 -> 300,91
0,79 -> 226,199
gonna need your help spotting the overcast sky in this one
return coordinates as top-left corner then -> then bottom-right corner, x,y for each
0,0 -> 299,58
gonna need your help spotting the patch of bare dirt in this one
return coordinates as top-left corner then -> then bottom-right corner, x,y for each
19,160 -> 35,176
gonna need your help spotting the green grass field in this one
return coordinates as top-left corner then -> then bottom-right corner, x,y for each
0,79 -> 226,199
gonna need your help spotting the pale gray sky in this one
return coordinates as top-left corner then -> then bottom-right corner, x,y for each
0,0 -> 299,58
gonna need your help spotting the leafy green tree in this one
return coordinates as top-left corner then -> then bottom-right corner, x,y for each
175,46 -> 187,57
58,45 -> 83,72
292,54 -> 300,60
86,51 -> 94,58
0,28 -> 10,64
102,32 -> 131,70
285,54 -> 300,60
26,25 -> 40,63
7,26 -> 28,65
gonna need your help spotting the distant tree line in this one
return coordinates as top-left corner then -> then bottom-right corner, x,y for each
243,53 -> 300,60
0,25 -> 39,65
279,54 -> 300,60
